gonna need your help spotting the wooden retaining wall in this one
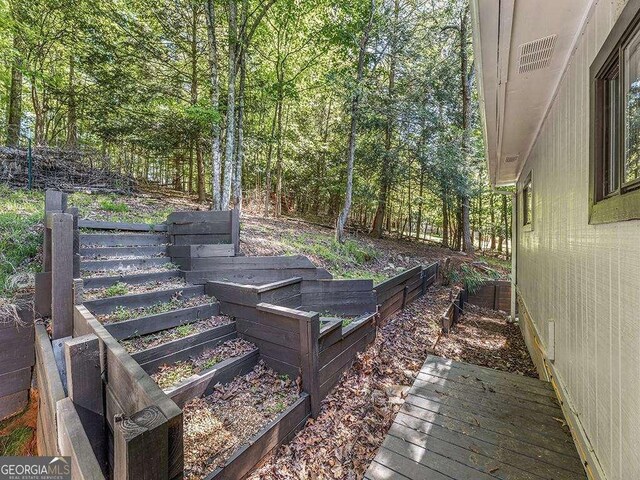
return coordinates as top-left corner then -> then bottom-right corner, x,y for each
0,305 -> 34,420
300,279 -> 376,316
318,313 -> 376,398
185,255 -> 332,285
467,280 -> 511,312
74,305 -> 183,480
375,262 -> 438,321
441,289 -> 466,333
166,209 -> 239,253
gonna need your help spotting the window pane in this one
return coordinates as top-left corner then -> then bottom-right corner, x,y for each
605,74 -> 620,195
523,177 -> 532,225
624,33 -> 640,184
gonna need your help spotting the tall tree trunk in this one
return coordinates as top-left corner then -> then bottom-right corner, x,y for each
234,41 -> 246,210
336,0 -> 374,243
416,165 -> 424,240
275,100 -> 285,216
191,5 -> 206,203
6,33 -> 22,147
502,194 -> 509,257
264,104 -> 278,216
222,0 -> 238,210
490,193 -> 496,250
442,195 -> 449,248
205,0 -> 222,209
66,52 -> 77,147
371,0 -> 398,239
460,5 -> 473,254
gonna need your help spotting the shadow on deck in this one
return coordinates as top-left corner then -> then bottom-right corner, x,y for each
365,355 -> 586,480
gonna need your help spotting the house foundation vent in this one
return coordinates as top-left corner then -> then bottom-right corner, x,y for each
518,35 -> 557,74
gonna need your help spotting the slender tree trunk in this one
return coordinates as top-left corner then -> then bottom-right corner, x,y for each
490,193 -> 496,250
264,104 -> 278,216
205,0 -> 222,209
502,194 -> 509,257
460,5 -> 473,254
442,195 -> 449,248
6,33 -> 22,146
275,98 -> 284,216
336,0 -> 374,243
66,53 -> 77,147
234,45 -> 246,210
222,0 -> 238,209
371,0 -> 398,239
191,5 -> 206,203
416,166 -> 424,240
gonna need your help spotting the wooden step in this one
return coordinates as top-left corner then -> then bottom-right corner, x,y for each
105,303 -> 220,340
166,349 -> 259,408
81,257 -> 171,272
133,323 -> 237,374
83,285 -> 205,316
79,219 -> 167,232
82,270 -> 182,290
80,245 -> 168,259
80,233 -> 169,247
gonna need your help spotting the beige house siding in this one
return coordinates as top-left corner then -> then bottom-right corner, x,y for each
516,1 -> 639,479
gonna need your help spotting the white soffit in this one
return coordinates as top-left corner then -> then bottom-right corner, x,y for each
471,0 -> 591,186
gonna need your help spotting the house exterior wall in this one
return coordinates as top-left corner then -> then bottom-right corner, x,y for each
515,1 -> 638,479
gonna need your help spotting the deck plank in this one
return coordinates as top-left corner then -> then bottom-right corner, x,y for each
366,355 -> 587,480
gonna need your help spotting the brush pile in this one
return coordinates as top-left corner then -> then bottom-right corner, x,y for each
0,146 -> 135,193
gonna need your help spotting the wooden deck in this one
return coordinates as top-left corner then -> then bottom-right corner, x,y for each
365,355 -> 587,480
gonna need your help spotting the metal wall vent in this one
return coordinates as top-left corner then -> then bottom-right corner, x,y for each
505,154 -> 519,163
518,35 -> 557,73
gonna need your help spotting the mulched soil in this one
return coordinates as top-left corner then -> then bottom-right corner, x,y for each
120,315 -> 232,354
80,264 -> 178,278
96,294 -> 213,324
83,279 -> 188,301
183,361 -> 299,479
247,286 -> 537,479
152,338 -> 256,390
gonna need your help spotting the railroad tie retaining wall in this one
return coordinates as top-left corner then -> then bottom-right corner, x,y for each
0,304 -> 34,421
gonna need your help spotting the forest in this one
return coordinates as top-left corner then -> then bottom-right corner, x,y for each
0,0 -> 512,255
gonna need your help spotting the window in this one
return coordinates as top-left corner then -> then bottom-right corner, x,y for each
591,1 -> 640,223
522,172 -> 533,228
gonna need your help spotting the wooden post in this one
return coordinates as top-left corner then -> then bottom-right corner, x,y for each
73,278 -> 84,305
50,212 -> 74,339
64,334 -> 107,474
420,268 -> 428,295
67,206 -> 81,278
299,312 -> 320,417
114,406 -> 169,480
231,206 -> 240,255
401,285 -> 409,309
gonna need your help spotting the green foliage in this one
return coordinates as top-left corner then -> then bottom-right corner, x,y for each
99,199 -> 129,213
0,426 -> 33,456
104,282 -> 129,297
443,263 -> 501,295
0,186 -> 43,298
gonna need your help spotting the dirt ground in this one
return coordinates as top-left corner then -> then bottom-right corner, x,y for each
247,287 -> 537,479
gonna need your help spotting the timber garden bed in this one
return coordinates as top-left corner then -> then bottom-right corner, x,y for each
151,338 -> 256,389
182,361 -> 303,480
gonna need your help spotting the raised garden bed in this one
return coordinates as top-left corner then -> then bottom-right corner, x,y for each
83,279 -> 188,301
121,315 -> 232,354
151,339 -> 256,389
81,263 -> 179,278
95,293 -> 212,324
182,361 -> 304,479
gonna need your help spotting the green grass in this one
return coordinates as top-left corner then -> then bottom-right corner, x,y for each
104,282 -> 129,297
282,233 -> 382,281
175,324 -> 194,337
0,426 -> 33,456
341,318 -> 353,327
478,255 -> 512,273
200,356 -> 221,370
99,199 -> 129,213
0,186 -> 44,299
